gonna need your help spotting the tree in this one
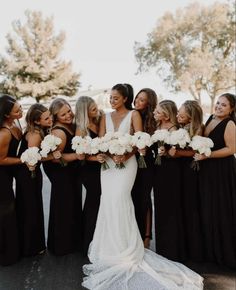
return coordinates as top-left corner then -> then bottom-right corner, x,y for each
134,1 -> 236,112
0,10 -> 80,102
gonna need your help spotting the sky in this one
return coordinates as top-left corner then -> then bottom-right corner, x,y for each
0,0 -> 222,105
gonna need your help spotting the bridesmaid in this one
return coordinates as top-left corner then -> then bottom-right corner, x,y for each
44,98 -> 83,256
169,100 -> 204,262
195,93 -> 236,268
153,100 -> 186,262
0,94 -> 22,266
131,88 -> 157,248
15,103 -> 58,257
75,96 -> 104,255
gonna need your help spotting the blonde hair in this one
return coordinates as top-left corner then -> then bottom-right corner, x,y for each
182,100 -> 203,137
25,103 -> 48,138
75,96 -> 101,137
49,98 -> 73,124
157,100 -> 178,128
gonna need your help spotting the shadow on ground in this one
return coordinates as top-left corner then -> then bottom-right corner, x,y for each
1,168 -> 235,289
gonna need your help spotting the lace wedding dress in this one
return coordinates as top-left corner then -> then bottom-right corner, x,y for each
82,111 -> 203,290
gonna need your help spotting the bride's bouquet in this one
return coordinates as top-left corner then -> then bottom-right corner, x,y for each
151,129 -> 170,165
131,131 -> 152,168
40,134 -> 66,167
20,147 -> 42,178
189,135 -> 214,171
100,132 -> 133,169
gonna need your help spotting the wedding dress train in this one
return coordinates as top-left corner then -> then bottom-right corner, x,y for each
82,111 -> 203,290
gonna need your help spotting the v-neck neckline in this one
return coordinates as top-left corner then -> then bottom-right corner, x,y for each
110,111 -> 131,132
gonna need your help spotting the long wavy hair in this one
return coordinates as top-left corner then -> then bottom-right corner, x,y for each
111,83 -> 134,110
156,100 -> 178,128
75,96 -> 101,137
181,100 -> 203,137
219,93 -> 236,123
25,103 -> 49,138
49,98 -> 74,124
0,94 -> 16,127
134,88 -> 158,134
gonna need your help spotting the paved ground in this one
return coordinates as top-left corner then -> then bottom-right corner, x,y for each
0,168 -> 235,290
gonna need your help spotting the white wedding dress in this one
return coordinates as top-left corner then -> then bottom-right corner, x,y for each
82,111 -> 203,290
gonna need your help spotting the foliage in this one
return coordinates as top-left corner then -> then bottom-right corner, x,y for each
134,1 -> 236,112
0,10 -> 80,102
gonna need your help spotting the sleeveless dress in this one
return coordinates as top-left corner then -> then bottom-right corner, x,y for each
82,111 -> 203,290
198,116 -> 236,268
0,128 -> 19,265
15,132 -> 46,256
43,126 -> 82,255
80,129 -> 101,255
153,126 -> 186,262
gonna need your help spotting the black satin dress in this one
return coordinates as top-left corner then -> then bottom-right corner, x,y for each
80,129 -> 101,255
198,116 -> 236,268
43,127 -> 82,255
0,128 -> 20,265
15,133 -> 46,256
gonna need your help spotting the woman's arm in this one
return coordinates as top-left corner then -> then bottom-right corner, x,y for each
132,110 -> 143,133
210,120 -> 236,158
50,128 -> 78,163
195,120 -> 236,160
0,129 -> 21,165
98,114 -> 106,137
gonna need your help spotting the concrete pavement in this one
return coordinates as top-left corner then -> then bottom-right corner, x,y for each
0,168 -> 235,290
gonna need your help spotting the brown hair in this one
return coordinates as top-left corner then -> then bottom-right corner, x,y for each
134,88 -> 158,134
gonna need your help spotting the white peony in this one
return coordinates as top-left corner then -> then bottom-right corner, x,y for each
168,128 -> 191,149
20,147 -> 42,178
189,135 -> 214,157
40,134 -> 62,157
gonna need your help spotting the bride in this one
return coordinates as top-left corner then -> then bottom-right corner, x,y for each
82,83 -> 203,290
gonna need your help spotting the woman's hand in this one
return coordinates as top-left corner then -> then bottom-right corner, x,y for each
26,163 -> 36,171
52,150 -> 62,159
113,155 -> 126,164
194,153 -> 208,161
96,153 -> 107,163
168,146 -> 176,157
76,153 -> 86,160
138,148 -> 146,156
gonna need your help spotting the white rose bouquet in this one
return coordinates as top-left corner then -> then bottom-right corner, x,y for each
20,146 -> 42,178
189,135 -> 214,170
131,131 -> 152,168
168,128 -> 191,149
151,129 -> 170,165
90,137 -> 110,170
100,132 -> 133,169
40,134 -> 66,166
71,135 -> 93,165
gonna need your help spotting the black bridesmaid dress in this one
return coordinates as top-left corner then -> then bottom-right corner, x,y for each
180,156 -> 203,261
131,146 -> 154,240
15,133 -> 46,256
153,146 -> 186,262
198,116 -> 236,268
80,129 -> 101,255
43,127 -> 82,256
0,128 -> 20,265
